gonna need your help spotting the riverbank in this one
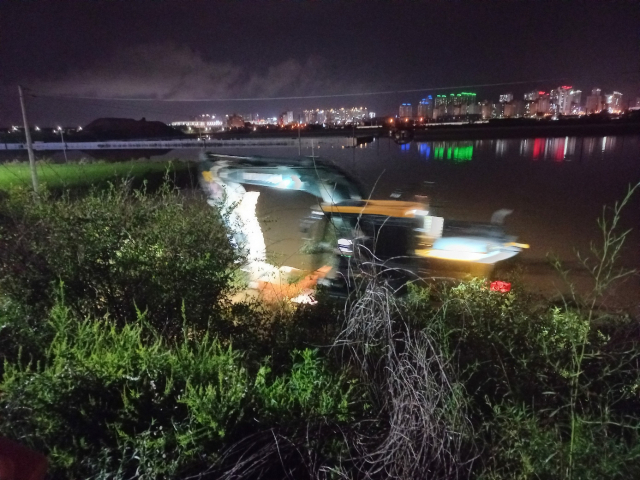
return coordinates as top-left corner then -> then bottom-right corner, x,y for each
0,160 -> 191,190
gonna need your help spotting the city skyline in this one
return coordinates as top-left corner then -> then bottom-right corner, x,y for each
1,1 -> 638,125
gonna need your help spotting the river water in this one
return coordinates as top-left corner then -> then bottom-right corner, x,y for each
9,134 -> 640,306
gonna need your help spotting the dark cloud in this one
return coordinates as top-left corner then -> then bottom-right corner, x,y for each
32,43 -> 366,101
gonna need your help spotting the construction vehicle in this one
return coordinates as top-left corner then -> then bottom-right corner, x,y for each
199,153 -> 528,299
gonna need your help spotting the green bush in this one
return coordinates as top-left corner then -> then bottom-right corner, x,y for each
0,180 -> 239,335
0,300 -> 361,479
402,279 -> 640,479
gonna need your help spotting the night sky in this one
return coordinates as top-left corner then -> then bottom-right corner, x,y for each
1,0 -> 638,126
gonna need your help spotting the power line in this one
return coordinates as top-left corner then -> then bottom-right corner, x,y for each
30,78 -> 578,103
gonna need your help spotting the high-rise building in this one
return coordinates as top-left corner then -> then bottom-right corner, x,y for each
349,107 -> 369,123
554,86 -> 580,115
399,103 -> 412,118
417,96 -> 433,120
524,91 -> 542,101
570,90 -> 582,114
537,95 -> 550,115
466,103 -> 481,116
586,88 -> 604,114
480,102 -> 492,120
499,93 -> 513,103
280,111 -> 294,125
503,102 -> 516,118
461,92 -> 477,105
435,95 -> 448,107
433,104 -> 446,120
605,92 -> 623,113
503,100 -> 524,118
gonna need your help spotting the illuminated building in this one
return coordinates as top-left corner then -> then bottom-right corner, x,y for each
499,93 -> 513,103
280,111 -> 294,125
433,104 -> 446,120
241,113 -> 257,123
536,94 -> 550,115
227,114 -> 244,128
605,91 -> 623,113
466,103 -> 481,115
399,103 -> 412,118
170,115 -> 223,130
459,92 -> 476,105
493,102 -> 504,118
585,89 -> 604,113
435,95 -> 448,107
503,102 -> 516,118
481,102 -> 492,120
304,107 -> 368,125
524,91 -> 541,101
553,86 -> 581,115
570,90 -> 582,114
504,100 -> 525,118
417,96 -> 433,119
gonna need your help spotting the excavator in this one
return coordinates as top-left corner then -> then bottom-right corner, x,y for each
199,152 -> 528,301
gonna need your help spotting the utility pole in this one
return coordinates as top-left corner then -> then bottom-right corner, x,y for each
18,85 -> 38,194
57,127 -> 68,162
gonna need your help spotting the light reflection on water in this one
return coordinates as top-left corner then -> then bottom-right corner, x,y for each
408,135 -> 628,163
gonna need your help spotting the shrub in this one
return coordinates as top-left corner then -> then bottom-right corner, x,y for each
0,300 -> 362,479
0,180 -> 239,335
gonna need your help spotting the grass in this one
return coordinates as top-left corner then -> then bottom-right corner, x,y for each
0,160 -> 190,190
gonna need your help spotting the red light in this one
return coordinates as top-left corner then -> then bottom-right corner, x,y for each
538,91 -> 545,95
533,138 -> 544,160
490,281 -> 511,293
561,86 -> 572,89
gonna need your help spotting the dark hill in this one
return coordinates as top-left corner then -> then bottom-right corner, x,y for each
81,118 -> 184,140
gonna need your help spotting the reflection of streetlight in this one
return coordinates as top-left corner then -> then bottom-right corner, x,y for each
57,126 -> 68,162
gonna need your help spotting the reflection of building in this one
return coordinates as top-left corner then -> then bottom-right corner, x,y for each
399,103 -> 412,118
432,141 -> 474,162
